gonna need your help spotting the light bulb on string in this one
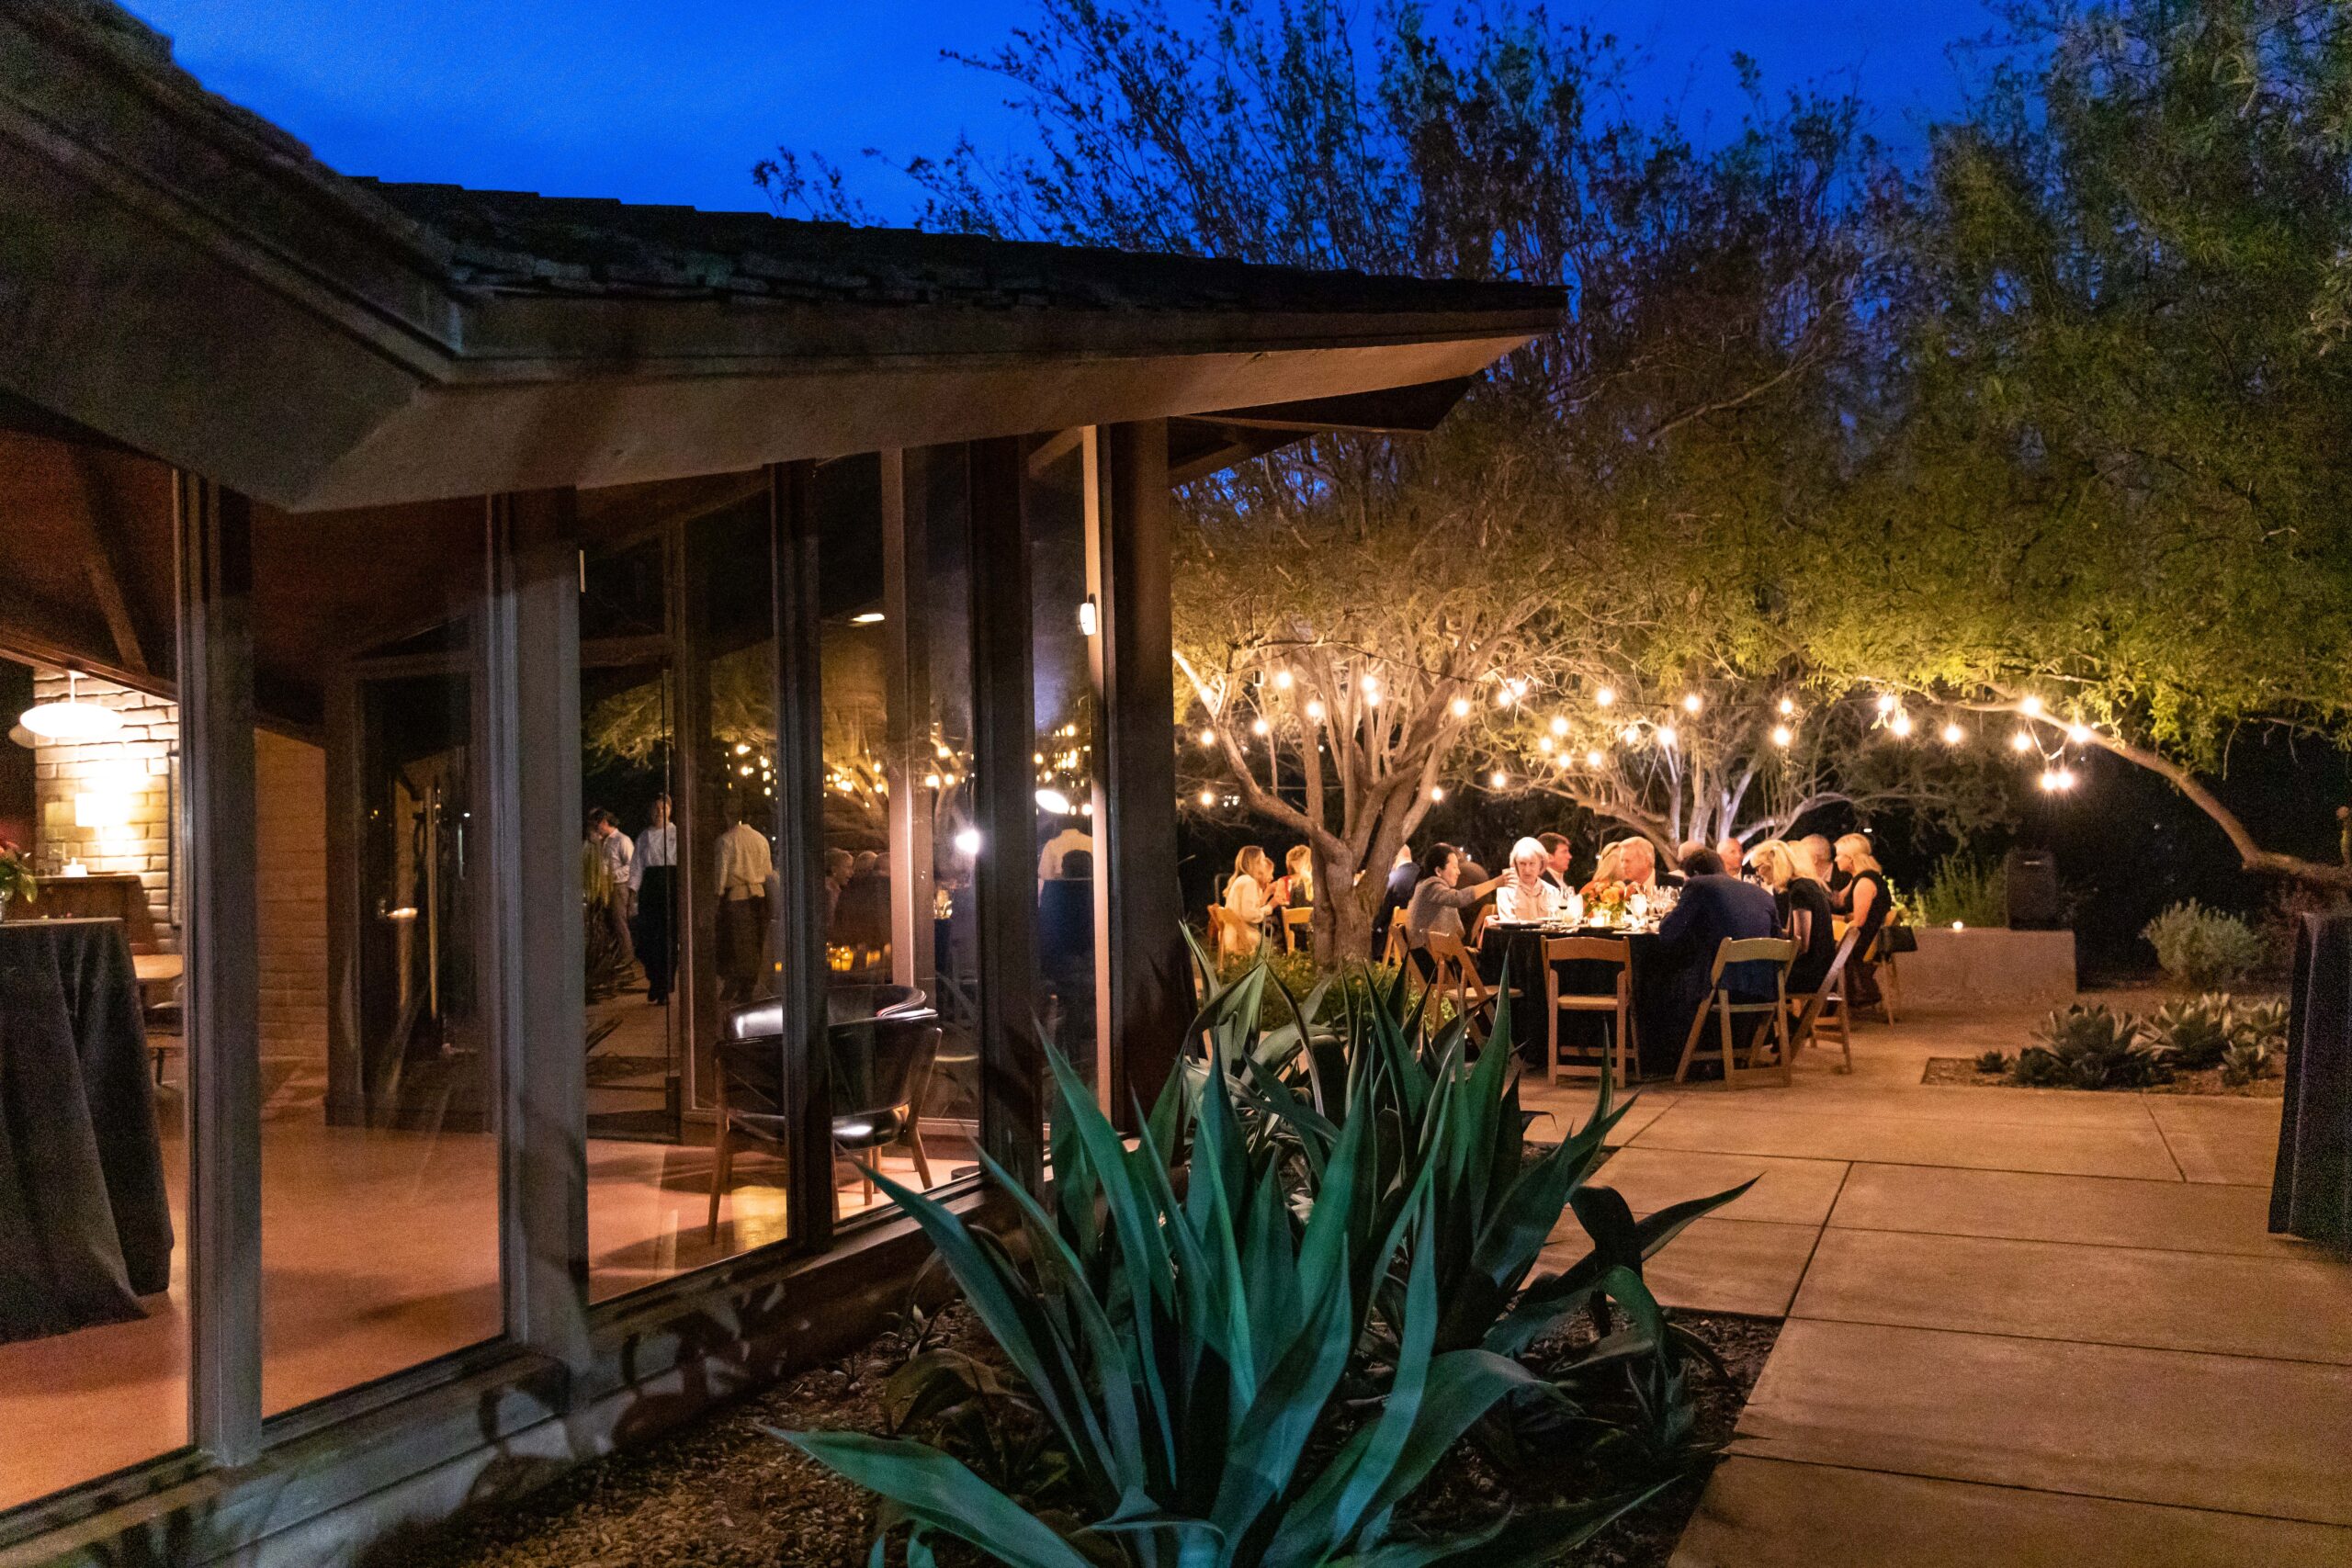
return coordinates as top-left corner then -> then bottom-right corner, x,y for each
1657,724 -> 1679,748
1250,717 -> 1269,738
1549,715 -> 1569,737
1360,672 -> 1380,695
1770,723 -> 1794,748
1620,724 -> 1643,747
1681,692 -> 1702,714
1306,699 -> 1326,721
2010,729 -> 2035,753
1875,692 -> 1898,716
1273,669 -> 1293,691
1585,748 -> 1605,769
1429,785 -> 1445,802
1494,687 -> 1515,708
1940,721 -> 1966,746
1594,685 -> 1616,708
1450,696 -> 1471,717
2066,722 -> 2092,746
1890,710 -> 1915,739
1510,677 -> 1530,697
1197,788 -> 1216,807
1538,736 -> 1555,753
1489,770 -> 1509,789
2020,694 -> 2043,717
1777,696 -> 1797,716
1198,728 -> 1216,748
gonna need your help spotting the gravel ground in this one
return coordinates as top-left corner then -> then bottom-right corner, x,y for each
395,1295 -> 1775,1568
1922,1055 -> 2284,1097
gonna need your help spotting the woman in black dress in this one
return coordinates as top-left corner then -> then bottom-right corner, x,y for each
1753,840 -> 1838,997
1833,833 -> 1894,1009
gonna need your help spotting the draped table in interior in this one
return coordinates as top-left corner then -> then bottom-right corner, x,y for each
0,917 -> 175,1344
1476,921 -> 1689,1081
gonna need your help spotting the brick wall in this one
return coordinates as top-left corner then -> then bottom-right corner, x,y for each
255,728 -> 327,1062
31,670 -> 177,943
31,668 -> 329,1061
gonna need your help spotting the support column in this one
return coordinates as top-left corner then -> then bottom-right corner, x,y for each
771,462 -> 835,1251
176,472 -> 260,1463
881,451 -> 936,989
1096,422 -> 1189,1121
487,491 -> 588,1367
967,437 -> 1042,1188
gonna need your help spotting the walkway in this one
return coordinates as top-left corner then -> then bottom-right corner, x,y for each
1522,996 -> 2352,1567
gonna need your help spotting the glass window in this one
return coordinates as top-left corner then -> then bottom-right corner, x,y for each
0,646 -> 188,1506
252,500 -> 502,1416
1027,433 -> 1107,1100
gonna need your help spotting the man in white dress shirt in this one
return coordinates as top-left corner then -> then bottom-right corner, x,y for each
714,799 -> 774,1002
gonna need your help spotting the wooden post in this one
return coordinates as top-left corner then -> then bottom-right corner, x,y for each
967,437 -> 1043,1188
176,471 -> 261,1464
486,490 -> 589,1366
882,450 -> 937,991
1095,422 -> 1189,1121
771,462 -> 834,1250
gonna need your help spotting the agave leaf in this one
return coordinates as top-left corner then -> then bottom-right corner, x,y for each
776,1430 -> 1096,1568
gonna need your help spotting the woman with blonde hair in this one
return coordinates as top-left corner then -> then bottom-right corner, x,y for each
1833,832 -> 1893,1007
1753,839 -> 1837,995
1495,836 -> 1565,923
1276,843 -> 1315,908
1218,845 -> 1276,957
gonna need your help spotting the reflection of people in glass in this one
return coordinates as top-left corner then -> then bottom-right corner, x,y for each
583,808 -> 635,972
1036,812 -> 1093,893
714,799 -> 774,1001
631,794 -> 677,1006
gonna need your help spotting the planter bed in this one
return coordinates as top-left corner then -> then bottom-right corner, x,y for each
1922,1057 -> 2283,1098
401,1301 -> 1779,1568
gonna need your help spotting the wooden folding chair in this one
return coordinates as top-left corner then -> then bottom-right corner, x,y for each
1790,922 -> 1863,1075
1673,937 -> 1797,1089
1544,934 -> 1633,1084
1381,919 -> 1410,970
1465,905 -> 1492,949
1208,904 -> 1256,960
1283,905 -> 1314,953
1423,930 -> 1499,1045
1870,927 -> 1905,1022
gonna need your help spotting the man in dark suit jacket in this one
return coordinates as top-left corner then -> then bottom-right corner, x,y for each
1373,846 -> 1419,953
1656,848 -> 1783,1043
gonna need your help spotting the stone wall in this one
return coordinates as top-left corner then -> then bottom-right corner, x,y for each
255,728 -> 327,1061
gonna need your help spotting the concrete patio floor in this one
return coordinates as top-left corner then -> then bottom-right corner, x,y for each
1521,996 -> 2352,1567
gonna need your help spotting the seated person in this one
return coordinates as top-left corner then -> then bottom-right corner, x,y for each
1656,846 -> 1783,1041
1272,843 -> 1315,908
1750,840 -> 1837,996
1834,833 -> 1894,1008
1219,845 -> 1276,957
1372,843 -> 1418,952
1581,837 -> 1659,901
1404,842 -> 1507,968
1538,831 -> 1576,890
1494,836 -> 1566,923
1715,836 -> 1747,875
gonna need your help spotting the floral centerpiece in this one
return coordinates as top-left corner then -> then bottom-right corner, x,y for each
0,836 -> 35,919
1586,879 -> 1630,923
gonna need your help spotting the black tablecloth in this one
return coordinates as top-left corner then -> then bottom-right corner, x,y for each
1476,925 -> 1688,1079
0,918 -> 175,1342
2273,913 -> 2352,1244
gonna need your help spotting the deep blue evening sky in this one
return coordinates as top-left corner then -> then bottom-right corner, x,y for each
129,1 -> 2002,221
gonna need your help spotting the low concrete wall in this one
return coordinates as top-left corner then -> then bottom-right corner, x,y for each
1896,926 -> 2077,1010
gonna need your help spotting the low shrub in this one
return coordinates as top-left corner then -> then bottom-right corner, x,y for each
2222,1039 -> 2278,1087
1918,852 -> 2008,930
2142,901 -> 2266,991
2146,994 -> 2234,1070
1973,1048 -> 2010,1075
2233,997 -> 2290,1051
2012,1004 -> 2170,1089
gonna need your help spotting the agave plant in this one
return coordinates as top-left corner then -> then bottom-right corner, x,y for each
783,1043 -> 1658,1567
2221,1039 -> 2278,1087
2147,994 -> 2234,1071
2232,998 -> 2290,1052
2013,1004 -> 2169,1090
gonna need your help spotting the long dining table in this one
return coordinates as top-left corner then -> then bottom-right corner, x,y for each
1476,920 -> 1690,1080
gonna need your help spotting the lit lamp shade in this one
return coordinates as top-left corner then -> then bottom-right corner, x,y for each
19,672 -> 122,741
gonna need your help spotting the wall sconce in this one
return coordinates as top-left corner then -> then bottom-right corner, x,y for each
1077,596 -> 1099,637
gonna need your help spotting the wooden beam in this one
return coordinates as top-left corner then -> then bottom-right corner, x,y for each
1166,429 -> 1301,487
1096,423 -> 1190,1122
1178,376 -> 1476,435
64,446 -> 149,674
771,461 -> 836,1250
488,489 -> 590,1367
967,436 -> 1043,1189
176,471 -> 261,1465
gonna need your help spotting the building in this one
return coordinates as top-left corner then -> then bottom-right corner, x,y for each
0,2 -> 1558,1561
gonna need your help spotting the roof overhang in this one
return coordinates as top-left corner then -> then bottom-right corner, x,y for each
0,3 -> 1557,513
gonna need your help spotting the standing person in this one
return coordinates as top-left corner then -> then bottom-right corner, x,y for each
714,798 -> 775,1002
822,847 -> 854,931
1495,836 -> 1566,923
1834,833 -> 1894,1010
1538,831 -> 1575,889
631,794 -> 677,1006
1036,811 -> 1094,893
1220,845 -> 1276,957
584,808 -> 636,975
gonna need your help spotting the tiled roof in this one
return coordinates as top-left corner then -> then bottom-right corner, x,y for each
353,180 -> 1564,319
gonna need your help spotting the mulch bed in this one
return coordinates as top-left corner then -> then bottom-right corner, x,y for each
1922,1057 -> 2284,1098
395,1301 -> 1778,1568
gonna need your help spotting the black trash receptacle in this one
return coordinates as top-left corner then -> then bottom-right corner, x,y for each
2004,848 -> 2064,930
2271,913 -> 2352,1244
